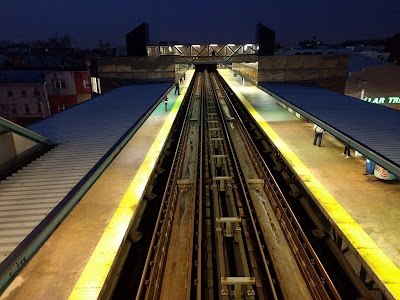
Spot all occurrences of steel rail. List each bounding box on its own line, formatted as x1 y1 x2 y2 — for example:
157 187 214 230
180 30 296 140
195 73 205 299
216 73 341 300
203 71 226 298
136 77 200 300
208 72 278 299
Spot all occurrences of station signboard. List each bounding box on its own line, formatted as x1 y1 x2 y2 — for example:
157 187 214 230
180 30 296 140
362 96 400 105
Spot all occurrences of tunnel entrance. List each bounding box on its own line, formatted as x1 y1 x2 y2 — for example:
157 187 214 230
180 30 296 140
194 64 218 72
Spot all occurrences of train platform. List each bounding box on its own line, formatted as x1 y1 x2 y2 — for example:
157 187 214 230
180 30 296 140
1 70 195 299
218 69 400 299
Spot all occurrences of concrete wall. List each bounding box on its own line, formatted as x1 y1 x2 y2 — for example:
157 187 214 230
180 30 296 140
0 132 37 165
257 55 349 93
97 56 176 93
98 56 176 80
0 132 15 165
232 62 258 85
12 133 37 155
258 55 348 80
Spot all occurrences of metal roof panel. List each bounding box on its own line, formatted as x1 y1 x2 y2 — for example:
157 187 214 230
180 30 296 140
259 82 400 177
0 83 171 264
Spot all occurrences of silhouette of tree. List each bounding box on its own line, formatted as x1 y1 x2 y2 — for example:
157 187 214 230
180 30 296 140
33 33 73 69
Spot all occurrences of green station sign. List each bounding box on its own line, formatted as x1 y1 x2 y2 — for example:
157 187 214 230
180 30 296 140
362 96 400 104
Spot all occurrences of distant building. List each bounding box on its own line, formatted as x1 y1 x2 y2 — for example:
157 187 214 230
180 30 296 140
0 70 50 126
114 46 127 57
126 23 149 57
282 48 388 72
0 70 91 125
45 70 91 114
340 38 385 48
298 39 323 49
256 23 275 55
385 34 400 64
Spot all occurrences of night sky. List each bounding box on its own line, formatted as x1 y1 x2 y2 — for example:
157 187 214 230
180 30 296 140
1 0 399 48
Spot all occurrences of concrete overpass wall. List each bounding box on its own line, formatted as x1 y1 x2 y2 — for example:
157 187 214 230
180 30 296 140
232 62 258 85
258 55 349 93
97 56 176 93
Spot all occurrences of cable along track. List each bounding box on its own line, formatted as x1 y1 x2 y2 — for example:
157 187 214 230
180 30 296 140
136 71 339 300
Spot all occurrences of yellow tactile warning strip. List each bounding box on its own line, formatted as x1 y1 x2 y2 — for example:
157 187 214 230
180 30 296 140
219 70 400 299
69 72 193 299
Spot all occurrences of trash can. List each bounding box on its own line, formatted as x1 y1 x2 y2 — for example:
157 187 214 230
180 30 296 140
365 159 376 175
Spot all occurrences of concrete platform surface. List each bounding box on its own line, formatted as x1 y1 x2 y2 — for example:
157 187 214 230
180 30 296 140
1 71 194 300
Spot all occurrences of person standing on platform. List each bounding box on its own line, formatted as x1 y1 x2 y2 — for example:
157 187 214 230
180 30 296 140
341 144 351 158
174 81 180 95
183 72 186 81
164 96 168 111
313 124 324 147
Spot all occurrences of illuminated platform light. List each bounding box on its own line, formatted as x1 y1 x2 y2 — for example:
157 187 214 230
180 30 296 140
227 44 235 47
192 44 200 47
244 44 253 51
210 44 218 47
69 72 194 300
174 45 183 48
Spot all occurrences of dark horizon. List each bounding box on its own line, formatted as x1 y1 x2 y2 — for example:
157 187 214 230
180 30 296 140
1 0 399 49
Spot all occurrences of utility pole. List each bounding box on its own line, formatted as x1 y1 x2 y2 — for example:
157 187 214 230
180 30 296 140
34 84 45 119
35 83 51 118
43 82 51 117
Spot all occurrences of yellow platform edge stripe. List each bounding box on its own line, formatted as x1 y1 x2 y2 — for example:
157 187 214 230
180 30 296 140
218 70 400 299
68 71 194 300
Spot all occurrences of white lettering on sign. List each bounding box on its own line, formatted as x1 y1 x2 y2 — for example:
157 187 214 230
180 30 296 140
362 96 400 104
388 97 400 104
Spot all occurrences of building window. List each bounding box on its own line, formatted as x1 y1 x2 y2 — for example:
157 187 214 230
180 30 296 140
54 79 66 89
34 89 40 96
24 103 30 114
1 104 6 112
58 104 69 112
83 80 90 88
10 104 17 114
21 89 27 97
8 91 13 97
36 103 42 113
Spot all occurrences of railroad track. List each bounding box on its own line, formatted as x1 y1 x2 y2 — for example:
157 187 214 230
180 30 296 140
132 71 343 300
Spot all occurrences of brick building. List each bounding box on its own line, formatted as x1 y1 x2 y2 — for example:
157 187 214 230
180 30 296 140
45 70 91 114
0 70 91 126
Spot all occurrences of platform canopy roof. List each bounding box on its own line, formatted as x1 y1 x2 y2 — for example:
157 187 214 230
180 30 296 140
259 82 400 178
